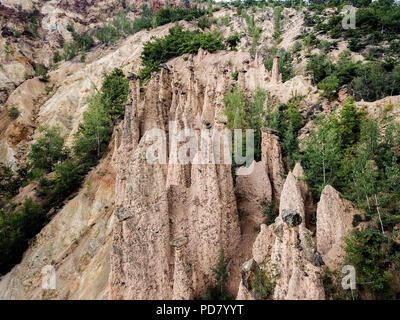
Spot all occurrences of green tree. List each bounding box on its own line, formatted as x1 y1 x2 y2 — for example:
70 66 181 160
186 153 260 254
223 86 246 129
302 118 342 197
50 160 83 204
203 249 233 300
100 68 129 118
306 53 333 85
318 75 339 100
73 94 113 164
27 127 69 172
0 198 46 275
245 89 266 161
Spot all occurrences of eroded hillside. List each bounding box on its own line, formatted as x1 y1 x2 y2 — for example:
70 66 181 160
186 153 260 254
1 0 400 300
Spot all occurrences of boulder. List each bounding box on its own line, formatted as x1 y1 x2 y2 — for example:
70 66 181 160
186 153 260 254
282 209 302 227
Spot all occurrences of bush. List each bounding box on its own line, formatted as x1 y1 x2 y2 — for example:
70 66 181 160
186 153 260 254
34 63 49 82
272 6 283 41
231 69 239 81
226 32 241 50
96 7 207 45
197 15 212 29
306 53 333 85
223 86 246 130
0 165 26 200
53 51 62 63
48 160 83 205
63 41 78 60
265 98 303 168
73 94 113 165
264 47 294 82
27 127 69 173
0 198 47 275
318 75 339 100
245 14 262 56
352 62 400 102
140 25 225 81
202 249 234 300
344 226 400 299
8 105 20 119
252 263 276 299
262 200 278 226
100 68 129 119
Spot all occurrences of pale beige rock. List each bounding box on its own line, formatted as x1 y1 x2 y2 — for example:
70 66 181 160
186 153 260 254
261 129 285 200
316 185 355 269
240 169 325 300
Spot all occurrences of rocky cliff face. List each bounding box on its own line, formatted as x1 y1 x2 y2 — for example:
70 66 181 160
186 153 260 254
1 3 399 300
108 47 305 298
0 126 120 299
238 165 325 300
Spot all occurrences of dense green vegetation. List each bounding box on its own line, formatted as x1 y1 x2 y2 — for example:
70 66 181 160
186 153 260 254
223 87 303 169
0 68 129 275
223 87 267 163
27 127 69 173
312 1 400 55
252 262 276 299
307 50 400 101
344 226 400 299
299 98 400 299
265 96 304 169
96 5 207 45
245 13 263 56
139 24 225 81
264 47 294 82
0 199 46 274
63 22 95 62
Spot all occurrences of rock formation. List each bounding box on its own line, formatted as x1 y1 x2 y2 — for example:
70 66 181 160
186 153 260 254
316 185 356 270
238 164 325 300
1 3 391 301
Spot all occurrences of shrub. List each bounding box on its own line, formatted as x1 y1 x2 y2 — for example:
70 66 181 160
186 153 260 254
352 214 363 227
197 15 212 29
96 6 207 45
27 127 69 173
272 6 283 41
318 75 339 100
306 53 333 85
226 32 241 50
252 263 276 299
73 94 113 165
231 69 239 81
0 165 26 200
100 68 129 119
202 249 234 300
8 105 20 119
49 160 83 205
53 51 62 63
245 14 262 56
34 63 49 82
224 86 266 162
140 25 225 81
63 41 78 60
352 62 400 102
0 198 47 275
262 200 278 226
264 47 294 82
224 86 246 130
344 226 400 299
